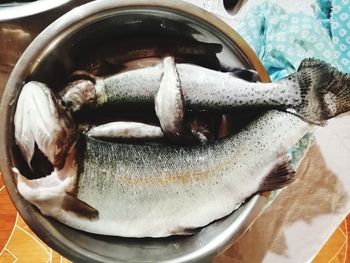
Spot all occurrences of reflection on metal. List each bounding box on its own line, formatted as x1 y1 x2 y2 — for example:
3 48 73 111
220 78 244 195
0 0 72 22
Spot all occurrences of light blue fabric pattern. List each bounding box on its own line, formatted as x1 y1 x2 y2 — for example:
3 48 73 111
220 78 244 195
316 0 350 72
234 1 348 81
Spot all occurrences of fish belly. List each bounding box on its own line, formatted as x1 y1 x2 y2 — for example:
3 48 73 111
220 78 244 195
58 110 311 237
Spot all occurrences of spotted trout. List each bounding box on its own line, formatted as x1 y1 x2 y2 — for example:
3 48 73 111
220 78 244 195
13 58 350 237
15 109 309 237
62 58 350 125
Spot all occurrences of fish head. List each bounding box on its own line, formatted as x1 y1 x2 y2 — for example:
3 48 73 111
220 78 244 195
60 78 96 112
14 81 78 170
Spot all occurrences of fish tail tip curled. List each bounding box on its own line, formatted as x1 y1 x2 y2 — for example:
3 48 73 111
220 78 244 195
62 193 99 220
259 155 296 192
292 58 350 125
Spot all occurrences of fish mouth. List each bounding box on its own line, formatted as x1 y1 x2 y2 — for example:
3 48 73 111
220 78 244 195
14 81 78 175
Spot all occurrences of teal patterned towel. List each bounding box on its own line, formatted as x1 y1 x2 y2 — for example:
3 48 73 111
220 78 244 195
235 1 350 81
316 0 350 73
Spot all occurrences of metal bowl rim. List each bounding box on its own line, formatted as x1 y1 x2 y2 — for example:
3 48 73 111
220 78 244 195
0 0 73 22
0 0 271 262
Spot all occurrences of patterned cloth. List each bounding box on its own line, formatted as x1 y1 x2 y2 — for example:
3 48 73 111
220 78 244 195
316 0 350 72
234 1 350 81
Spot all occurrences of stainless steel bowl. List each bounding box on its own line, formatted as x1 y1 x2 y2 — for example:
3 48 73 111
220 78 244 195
0 1 271 262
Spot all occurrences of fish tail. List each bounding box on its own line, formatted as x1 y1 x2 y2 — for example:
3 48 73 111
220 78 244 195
291 58 350 125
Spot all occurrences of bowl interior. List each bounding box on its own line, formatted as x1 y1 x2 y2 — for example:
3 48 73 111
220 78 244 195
30 9 251 89
1 3 269 263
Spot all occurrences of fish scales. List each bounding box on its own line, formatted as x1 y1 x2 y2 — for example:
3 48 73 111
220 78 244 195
96 64 163 106
177 64 299 110
71 110 310 237
13 58 350 238
93 63 297 110
63 58 350 125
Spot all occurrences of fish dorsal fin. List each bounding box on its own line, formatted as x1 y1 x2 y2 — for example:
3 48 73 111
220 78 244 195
259 155 295 192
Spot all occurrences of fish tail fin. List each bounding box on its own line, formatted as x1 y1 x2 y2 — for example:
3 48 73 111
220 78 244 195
259 155 295 192
291 58 350 125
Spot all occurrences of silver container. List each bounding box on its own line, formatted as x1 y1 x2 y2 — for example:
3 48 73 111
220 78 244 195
0 0 74 21
0 0 271 262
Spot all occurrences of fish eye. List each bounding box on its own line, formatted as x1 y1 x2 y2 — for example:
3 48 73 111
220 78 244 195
88 61 100 70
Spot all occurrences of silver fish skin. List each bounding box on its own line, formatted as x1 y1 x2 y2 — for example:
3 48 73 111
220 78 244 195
61 58 350 125
13 59 350 237
41 110 309 237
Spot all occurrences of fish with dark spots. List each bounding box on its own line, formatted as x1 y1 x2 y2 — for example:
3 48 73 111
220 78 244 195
12 57 350 237
62 58 350 125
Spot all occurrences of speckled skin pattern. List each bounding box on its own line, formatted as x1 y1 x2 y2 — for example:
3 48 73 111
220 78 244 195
93 62 301 110
14 58 350 237
95 63 163 106
86 58 349 125
177 64 301 110
290 58 350 124
65 110 310 237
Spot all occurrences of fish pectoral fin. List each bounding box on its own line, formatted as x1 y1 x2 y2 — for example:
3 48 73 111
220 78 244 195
228 68 259 83
155 56 190 142
87 121 164 141
258 155 296 192
62 193 99 220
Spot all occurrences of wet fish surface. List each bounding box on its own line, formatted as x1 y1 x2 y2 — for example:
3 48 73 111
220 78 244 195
12 58 350 238
66 110 308 237
62 58 350 125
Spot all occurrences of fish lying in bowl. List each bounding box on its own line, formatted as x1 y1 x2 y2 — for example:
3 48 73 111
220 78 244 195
12 57 350 237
